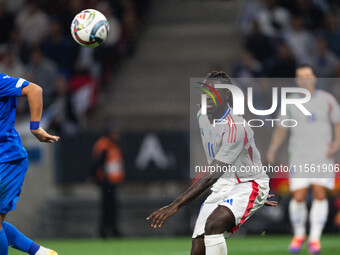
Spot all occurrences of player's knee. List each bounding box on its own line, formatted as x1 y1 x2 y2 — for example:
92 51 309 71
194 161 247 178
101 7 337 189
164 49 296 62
293 191 307 203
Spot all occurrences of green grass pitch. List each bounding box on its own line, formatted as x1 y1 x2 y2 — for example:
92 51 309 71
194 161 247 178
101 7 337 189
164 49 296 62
8 235 340 255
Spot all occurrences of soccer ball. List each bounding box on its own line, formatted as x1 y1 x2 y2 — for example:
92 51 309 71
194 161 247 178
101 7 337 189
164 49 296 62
71 9 109 48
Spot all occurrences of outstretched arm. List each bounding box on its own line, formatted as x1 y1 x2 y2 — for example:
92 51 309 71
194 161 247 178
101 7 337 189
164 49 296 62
146 159 226 228
21 83 60 143
267 127 287 164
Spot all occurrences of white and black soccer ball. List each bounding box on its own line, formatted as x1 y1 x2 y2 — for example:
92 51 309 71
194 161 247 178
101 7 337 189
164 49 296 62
71 9 109 48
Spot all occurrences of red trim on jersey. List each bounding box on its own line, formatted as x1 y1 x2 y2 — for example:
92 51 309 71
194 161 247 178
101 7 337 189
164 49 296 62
234 173 241 183
243 126 248 147
248 146 255 166
230 181 259 233
328 101 333 117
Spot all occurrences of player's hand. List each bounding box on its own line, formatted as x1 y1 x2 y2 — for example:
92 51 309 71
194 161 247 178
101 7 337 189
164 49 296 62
266 149 276 164
265 194 278 206
31 128 60 143
146 204 179 228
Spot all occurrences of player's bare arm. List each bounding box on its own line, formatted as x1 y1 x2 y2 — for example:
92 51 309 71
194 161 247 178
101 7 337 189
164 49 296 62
327 122 340 158
147 159 226 228
21 83 60 143
267 126 287 164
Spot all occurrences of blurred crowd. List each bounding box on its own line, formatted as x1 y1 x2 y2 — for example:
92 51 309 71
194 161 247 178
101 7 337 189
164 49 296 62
236 0 340 81
0 0 149 134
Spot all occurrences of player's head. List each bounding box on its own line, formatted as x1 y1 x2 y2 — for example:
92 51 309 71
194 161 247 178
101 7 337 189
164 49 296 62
201 71 233 114
295 64 317 91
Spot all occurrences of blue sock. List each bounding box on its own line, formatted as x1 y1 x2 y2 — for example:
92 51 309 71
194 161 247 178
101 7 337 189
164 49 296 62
2 221 39 254
0 228 8 255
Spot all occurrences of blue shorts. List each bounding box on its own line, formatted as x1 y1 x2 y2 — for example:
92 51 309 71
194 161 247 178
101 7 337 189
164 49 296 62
0 157 28 214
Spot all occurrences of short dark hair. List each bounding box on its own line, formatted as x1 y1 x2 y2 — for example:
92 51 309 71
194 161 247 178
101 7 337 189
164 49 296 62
205 70 233 107
206 70 232 84
296 64 316 75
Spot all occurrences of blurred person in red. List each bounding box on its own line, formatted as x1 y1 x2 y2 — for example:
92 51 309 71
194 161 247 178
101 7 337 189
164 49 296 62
91 122 125 238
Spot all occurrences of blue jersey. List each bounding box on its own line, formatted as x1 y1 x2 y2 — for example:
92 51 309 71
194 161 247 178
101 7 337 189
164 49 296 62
0 73 29 163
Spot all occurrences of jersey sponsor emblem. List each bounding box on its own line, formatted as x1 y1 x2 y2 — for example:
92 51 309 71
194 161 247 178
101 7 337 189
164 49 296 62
15 78 26 88
224 199 233 205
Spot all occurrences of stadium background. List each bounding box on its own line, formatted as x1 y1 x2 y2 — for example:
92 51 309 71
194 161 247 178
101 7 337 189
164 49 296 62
0 0 339 254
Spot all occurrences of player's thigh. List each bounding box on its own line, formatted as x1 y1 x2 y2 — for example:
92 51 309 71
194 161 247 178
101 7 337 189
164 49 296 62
191 236 205 255
192 191 227 238
205 205 235 234
311 184 328 200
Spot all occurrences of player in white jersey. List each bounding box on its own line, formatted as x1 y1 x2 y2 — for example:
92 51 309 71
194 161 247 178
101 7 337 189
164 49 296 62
267 65 340 255
147 71 276 255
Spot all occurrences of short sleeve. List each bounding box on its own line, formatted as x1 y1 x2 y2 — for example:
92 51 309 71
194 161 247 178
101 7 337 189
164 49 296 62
0 74 29 98
326 95 340 124
214 125 245 164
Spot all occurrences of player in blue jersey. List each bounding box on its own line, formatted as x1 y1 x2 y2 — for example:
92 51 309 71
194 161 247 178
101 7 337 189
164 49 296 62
0 73 59 255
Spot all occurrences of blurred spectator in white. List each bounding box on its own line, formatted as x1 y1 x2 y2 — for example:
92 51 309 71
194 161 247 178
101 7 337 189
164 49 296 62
266 41 296 77
0 2 14 49
26 47 58 107
97 1 121 46
0 49 26 77
256 0 290 37
284 16 314 65
15 0 49 46
312 37 338 77
245 19 275 63
322 13 340 57
95 1 122 85
238 0 264 34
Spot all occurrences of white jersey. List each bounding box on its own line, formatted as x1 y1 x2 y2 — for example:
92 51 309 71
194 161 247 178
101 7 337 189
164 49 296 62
198 108 269 192
279 89 340 163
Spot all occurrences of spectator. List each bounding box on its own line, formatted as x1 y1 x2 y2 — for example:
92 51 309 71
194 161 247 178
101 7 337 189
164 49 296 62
266 41 296 77
91 122 125 238
245 20 275 63
95 1 122 85
284 15 315 65
15 0 49 46
26 47 58 107
256 0 290 37
312 37 338 77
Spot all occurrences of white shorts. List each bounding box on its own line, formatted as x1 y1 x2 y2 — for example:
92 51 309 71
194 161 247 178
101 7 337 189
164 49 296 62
289 178 335 191
192 179 269 238
289 158 335 191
